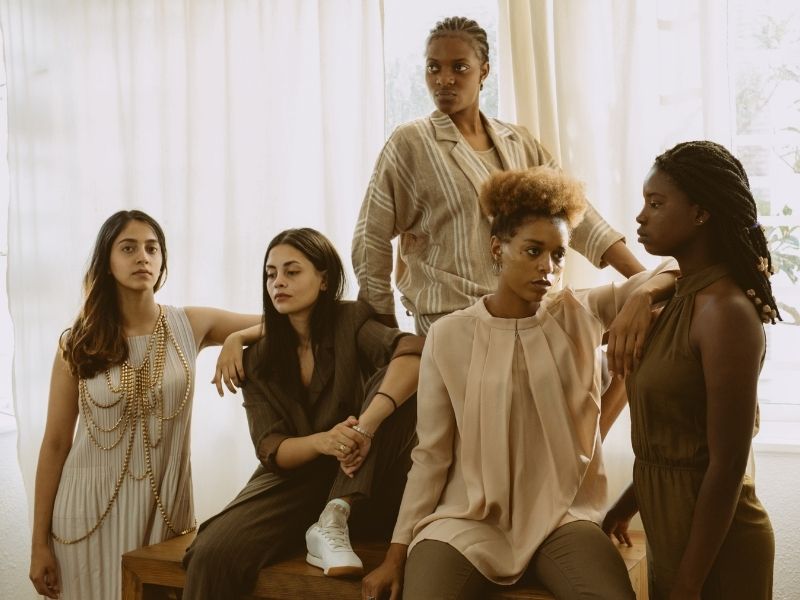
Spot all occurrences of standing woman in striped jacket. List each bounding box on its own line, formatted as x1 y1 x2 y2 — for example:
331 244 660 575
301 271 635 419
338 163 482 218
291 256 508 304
351 15 645 336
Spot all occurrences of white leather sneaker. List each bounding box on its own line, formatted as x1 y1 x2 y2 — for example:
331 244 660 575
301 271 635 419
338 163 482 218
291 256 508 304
305 499 363 577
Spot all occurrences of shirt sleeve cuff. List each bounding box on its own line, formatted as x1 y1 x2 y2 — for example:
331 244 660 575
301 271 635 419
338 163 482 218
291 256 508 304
391 334 426 359
257 432 291 475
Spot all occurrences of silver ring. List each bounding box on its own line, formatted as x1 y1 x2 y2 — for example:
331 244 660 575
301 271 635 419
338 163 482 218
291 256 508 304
338 443 346 453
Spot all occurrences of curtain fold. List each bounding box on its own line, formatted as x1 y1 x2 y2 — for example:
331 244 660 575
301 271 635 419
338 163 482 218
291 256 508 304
2 0 385 522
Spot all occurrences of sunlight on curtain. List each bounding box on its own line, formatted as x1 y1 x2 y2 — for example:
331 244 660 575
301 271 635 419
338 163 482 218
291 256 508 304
498 0 732 286
1 0 384 522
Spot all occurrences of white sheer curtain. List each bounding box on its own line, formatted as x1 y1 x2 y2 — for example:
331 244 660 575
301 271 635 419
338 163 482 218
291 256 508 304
497 0 734 503
2 0 384 523
498 0 732 283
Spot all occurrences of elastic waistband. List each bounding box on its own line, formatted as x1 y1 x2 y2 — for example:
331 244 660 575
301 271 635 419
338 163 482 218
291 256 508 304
634 456 708 472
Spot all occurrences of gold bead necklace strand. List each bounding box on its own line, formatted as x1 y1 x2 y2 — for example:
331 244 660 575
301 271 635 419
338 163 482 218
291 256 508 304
52 305 196 544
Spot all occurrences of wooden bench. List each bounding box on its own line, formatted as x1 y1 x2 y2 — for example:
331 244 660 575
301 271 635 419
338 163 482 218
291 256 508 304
122 530 647 599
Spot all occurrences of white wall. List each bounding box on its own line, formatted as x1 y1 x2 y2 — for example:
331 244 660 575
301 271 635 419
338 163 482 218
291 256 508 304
754 447 800 600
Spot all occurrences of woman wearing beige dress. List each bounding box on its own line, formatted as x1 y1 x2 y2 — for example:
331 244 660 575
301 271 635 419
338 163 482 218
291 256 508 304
362 167 679 600
602 141 775 600
29 210 261 600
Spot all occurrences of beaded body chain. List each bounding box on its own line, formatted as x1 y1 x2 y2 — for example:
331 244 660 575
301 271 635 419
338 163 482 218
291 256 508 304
52 305 196 544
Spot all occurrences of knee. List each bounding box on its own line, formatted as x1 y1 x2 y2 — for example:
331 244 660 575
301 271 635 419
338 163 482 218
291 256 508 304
183 531 239 578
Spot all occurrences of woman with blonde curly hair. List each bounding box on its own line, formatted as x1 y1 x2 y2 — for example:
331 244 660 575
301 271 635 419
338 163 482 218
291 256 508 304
363 166 679 600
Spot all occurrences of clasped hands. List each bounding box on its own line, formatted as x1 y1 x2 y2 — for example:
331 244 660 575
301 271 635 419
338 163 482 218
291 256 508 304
319 417 373 478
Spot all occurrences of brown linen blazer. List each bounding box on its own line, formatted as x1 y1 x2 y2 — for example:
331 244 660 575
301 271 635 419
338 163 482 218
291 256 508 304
218 300 416 512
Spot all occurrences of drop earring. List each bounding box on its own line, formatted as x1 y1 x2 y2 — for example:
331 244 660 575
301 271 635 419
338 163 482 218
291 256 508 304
491 255 502 275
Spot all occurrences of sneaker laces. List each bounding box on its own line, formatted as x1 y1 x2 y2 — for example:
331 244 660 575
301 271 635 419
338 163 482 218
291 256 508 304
317 521 353 551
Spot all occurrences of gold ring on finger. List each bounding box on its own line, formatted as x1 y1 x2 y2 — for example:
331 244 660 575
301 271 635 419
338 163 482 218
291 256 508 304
339 443 346 453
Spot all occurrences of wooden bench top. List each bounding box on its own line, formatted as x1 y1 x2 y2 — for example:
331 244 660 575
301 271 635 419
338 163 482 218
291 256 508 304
122 530 647 600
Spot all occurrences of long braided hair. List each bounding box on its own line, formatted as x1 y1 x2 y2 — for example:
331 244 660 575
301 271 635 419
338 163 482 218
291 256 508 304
654 140 780 324
426 16 489 64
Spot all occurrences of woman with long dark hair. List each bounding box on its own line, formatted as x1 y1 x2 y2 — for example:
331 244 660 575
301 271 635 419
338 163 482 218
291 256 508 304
29 210 261 600
182 228 422 600
603 141 775 600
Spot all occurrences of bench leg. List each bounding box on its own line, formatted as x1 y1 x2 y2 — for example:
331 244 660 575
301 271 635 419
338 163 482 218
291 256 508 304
121 563 143 600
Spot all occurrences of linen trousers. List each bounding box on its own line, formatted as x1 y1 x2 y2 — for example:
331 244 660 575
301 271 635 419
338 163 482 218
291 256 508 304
402 520 636 600
181 386 416 600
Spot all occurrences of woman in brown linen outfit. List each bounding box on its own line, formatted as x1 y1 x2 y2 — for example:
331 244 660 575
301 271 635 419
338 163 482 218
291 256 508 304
182 228 423 599
603 141 775 600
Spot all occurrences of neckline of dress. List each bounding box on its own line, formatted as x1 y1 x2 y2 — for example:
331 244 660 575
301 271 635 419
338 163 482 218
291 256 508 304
674 264 730 297
475 296 541 331
126 304 166 340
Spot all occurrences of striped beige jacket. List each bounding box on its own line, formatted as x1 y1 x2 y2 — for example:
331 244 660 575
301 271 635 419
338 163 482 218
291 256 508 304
352 110 623 320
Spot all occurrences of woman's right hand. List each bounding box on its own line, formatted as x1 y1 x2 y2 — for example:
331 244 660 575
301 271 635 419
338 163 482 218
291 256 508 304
601 503 636 547
315 417 363 459
362 544 407 600
602 483 639 547
212 333 246 396
30 543 60 599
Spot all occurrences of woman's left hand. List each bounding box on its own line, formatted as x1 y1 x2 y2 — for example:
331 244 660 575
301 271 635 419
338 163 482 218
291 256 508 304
607 290 657 377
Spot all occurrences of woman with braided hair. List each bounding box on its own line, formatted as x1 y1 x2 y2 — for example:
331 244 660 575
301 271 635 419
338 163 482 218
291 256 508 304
351 15 644 336
602 141 776 600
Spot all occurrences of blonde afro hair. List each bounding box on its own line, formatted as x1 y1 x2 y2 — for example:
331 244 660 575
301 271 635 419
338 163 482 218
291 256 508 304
479 166 587 239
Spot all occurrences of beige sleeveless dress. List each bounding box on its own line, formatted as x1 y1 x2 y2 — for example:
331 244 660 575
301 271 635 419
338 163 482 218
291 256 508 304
52 305 197 600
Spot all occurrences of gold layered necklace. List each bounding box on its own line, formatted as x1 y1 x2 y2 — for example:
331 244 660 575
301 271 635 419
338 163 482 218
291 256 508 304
52 305 196 544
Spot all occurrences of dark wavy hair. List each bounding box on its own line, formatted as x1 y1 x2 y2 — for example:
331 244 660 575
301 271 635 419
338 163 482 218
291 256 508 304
62 210 168 378
654 140 780 324
257 228 345 384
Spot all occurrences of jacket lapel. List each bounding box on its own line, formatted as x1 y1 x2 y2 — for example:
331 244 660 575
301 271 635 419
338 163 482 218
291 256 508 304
307 333 335 407
432 111 487 197
431 110 525 196
486 118 525 170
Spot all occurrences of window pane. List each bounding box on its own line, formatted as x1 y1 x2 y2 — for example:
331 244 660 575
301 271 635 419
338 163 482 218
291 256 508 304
731 0 800 409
